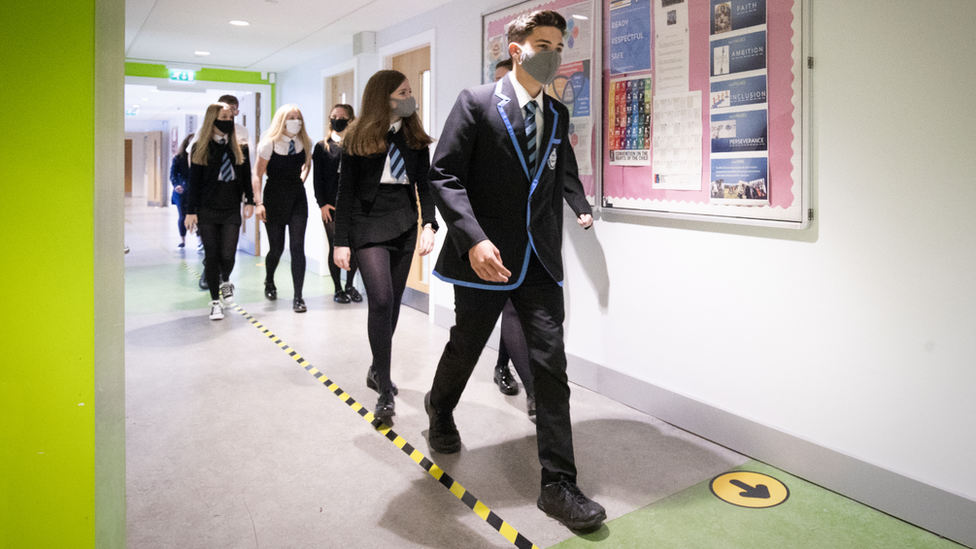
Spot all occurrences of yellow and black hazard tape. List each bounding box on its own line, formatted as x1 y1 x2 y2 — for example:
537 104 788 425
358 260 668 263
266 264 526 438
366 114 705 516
178 261 539 549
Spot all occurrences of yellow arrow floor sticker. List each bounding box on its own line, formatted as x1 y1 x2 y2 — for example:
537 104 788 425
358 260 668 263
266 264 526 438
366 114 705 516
710 471 790 508
180 261 539 549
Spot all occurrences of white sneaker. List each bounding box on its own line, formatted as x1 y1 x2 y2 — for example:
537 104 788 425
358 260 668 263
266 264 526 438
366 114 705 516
209 300 224 320
219 282 234 306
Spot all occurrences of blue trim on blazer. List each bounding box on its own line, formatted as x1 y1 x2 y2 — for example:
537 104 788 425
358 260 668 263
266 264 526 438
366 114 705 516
432 81 564 290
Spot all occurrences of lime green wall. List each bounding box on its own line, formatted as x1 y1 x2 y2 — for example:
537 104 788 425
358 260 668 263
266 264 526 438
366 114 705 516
0 1 100 547
125 62 277 109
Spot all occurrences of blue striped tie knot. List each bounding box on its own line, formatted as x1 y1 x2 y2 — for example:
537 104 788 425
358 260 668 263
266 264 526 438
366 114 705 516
288 139 295 155
525 101 538 170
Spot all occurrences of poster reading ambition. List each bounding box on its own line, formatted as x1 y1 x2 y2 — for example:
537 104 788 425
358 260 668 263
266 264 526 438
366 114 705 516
708 0 769 206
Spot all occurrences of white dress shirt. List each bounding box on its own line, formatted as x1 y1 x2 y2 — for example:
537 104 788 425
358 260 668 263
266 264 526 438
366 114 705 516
257 133 305 160
508 71 544 160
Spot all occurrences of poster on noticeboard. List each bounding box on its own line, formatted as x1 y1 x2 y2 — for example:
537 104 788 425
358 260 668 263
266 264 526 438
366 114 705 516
601 0 806 226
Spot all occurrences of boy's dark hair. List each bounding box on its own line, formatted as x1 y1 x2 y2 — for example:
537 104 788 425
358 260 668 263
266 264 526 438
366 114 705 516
507 10 567 45
217 94 239 107
496 57 514 71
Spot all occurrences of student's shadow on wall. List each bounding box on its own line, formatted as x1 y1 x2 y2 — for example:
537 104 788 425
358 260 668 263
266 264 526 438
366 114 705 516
565 211 610 310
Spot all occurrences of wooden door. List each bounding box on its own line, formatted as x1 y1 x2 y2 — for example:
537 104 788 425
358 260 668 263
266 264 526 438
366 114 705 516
124 139 132 196
392 47 432 296
329 70 355 112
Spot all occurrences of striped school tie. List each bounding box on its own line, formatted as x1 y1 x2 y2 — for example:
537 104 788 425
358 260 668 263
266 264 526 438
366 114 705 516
219 151 234 181
288 139 295 155
525 101 538 170
388 132 406 182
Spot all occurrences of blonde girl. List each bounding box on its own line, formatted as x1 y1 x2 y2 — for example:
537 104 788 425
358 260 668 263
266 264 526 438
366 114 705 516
252 104 314 313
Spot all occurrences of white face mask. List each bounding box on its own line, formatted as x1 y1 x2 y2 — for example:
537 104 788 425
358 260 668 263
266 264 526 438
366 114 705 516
285 119 302 134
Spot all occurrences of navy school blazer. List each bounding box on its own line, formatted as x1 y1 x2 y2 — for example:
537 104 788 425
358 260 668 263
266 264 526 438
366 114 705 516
429 76 592 290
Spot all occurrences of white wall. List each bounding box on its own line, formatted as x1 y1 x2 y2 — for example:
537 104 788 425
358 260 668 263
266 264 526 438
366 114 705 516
276 0 976 542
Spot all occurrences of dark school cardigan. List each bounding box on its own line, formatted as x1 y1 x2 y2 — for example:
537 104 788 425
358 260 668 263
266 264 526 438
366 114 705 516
185 139 255 214
334 128 438 249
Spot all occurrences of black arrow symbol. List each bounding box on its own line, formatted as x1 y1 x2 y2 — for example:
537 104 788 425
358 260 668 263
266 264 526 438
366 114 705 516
730 479 771 499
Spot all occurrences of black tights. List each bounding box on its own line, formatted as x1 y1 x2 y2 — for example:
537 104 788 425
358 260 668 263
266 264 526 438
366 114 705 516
324 218 358 293
497 299 534 397
197 223 240 301
265 212 308 299
355 245 414 391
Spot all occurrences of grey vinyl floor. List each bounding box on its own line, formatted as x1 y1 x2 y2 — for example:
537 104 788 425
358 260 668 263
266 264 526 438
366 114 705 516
124 199 750 548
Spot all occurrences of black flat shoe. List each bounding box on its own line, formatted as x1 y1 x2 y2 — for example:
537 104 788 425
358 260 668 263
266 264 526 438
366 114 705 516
293 298 306 313
366 367 398 396
199 276 209 290
265 282 277 300
374 389 396 422
493 363 519 396
333 291 350 304
345 287 363 302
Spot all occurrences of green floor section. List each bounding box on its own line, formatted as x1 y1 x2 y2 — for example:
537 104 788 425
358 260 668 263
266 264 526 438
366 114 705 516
551 461 964 549
124 250 334 317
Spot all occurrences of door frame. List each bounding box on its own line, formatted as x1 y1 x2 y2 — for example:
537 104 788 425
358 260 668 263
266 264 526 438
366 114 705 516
379 30 437 139
378 30 438 315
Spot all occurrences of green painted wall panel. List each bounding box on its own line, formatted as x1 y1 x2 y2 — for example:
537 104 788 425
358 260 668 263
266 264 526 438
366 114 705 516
125 62 276 108
0 1 99 547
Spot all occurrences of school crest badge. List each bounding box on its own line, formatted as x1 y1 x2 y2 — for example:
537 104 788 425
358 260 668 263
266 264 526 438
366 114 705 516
548 149 557 170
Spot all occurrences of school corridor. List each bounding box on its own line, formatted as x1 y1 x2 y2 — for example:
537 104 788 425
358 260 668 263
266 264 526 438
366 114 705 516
123 199 964 549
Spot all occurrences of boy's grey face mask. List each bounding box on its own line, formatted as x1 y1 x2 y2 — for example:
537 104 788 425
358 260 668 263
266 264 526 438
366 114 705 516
391 96 417 119
517 46 562 85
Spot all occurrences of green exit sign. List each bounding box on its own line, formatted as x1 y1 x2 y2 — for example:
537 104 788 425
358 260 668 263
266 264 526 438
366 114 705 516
169 69 195 82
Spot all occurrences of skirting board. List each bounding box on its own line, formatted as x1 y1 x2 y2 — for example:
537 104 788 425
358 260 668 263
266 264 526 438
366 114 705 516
433 304 976 548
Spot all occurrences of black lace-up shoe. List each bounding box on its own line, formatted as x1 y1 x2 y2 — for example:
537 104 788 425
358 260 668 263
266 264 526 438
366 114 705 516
537 480 606 532
424 392 461 454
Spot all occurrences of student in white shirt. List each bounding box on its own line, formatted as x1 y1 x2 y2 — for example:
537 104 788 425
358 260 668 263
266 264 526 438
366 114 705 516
252 104 313 313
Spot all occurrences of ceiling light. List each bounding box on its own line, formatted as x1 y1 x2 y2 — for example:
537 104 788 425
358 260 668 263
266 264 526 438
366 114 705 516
142 97 149 101
230 20 250 26
195 51 211 56
573 14 589 20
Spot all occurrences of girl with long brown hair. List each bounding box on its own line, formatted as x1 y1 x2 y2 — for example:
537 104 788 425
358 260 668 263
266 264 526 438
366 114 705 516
334 70 438 422
184 102 255 320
